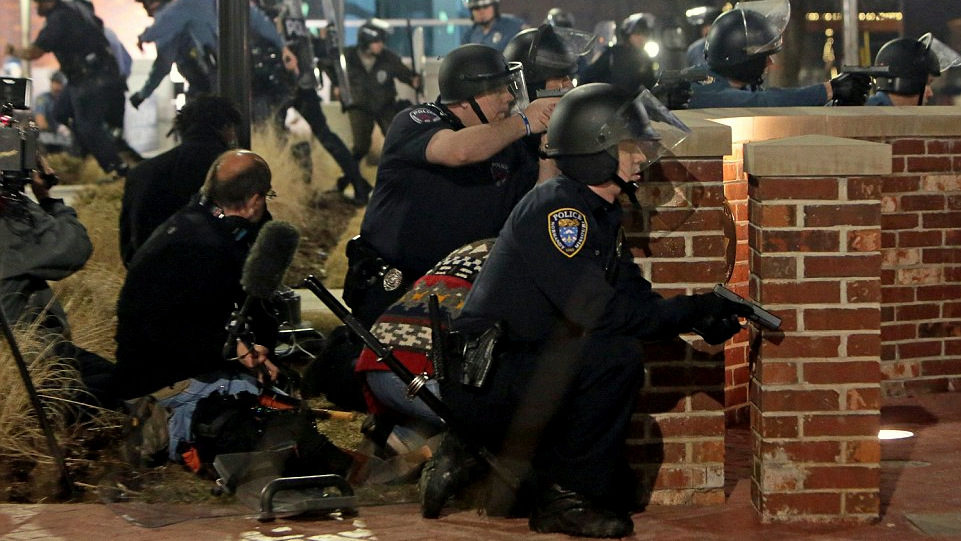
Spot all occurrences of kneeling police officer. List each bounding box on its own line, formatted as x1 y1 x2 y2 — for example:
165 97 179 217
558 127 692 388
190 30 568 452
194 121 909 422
420 83 752 537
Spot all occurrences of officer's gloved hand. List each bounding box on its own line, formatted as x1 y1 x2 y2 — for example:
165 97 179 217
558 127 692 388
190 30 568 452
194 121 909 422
830 73 872 106
688 292 753 345
129 91 146 109
652 81 693 110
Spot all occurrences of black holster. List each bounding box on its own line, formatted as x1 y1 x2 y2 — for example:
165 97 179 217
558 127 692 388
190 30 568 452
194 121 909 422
343 235 406 326
453 322 503 389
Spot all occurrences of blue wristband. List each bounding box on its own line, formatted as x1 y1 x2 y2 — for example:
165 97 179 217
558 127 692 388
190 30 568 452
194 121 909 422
518 112 531 136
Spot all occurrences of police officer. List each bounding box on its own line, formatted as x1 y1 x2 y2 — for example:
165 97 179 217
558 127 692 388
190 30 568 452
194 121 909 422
684 5 721 68
462 0 526 52
258 0 371 204
868 33 961 106
503 24 585 99
342 19 421 166
420 83 751 536
347 44 558 327
5 0 128 177
543 7 575 29
131 0 284 107
689 2 871 108
580 13 658 95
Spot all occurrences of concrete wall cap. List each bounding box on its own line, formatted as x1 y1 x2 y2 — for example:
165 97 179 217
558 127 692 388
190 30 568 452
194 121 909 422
744 135 892 176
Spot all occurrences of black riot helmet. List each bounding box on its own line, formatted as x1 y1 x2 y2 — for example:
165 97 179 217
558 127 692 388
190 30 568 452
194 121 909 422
544 83 689 192
704 8 784 85
439 44 514 103
503 25 578 93
617 13 654 43
874 37 940 96
545 7 575 29
358 19 389 49
438 44 529 122
465 0 499 17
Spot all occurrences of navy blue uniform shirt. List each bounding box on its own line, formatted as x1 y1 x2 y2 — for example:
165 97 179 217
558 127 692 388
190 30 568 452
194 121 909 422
360 103 538 279
689 70 828 108
458 176 693 343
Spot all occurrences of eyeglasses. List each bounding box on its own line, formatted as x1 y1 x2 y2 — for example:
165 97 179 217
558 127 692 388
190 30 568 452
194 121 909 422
263 189 277 200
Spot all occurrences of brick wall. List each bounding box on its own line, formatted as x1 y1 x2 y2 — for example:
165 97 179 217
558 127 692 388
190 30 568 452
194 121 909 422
635 108 961 520
873 137 961 396
743 136 888 522
625 156 740 505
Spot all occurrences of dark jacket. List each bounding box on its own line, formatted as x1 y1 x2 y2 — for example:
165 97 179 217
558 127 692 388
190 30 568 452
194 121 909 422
113 202 274 399
343 46 417 114
0 194 92 333
119 127 230 266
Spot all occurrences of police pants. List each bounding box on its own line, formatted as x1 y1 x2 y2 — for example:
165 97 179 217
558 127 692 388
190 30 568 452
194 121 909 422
346 106 395 162
442 334 645 503
289 88 370 197
66 76 125 174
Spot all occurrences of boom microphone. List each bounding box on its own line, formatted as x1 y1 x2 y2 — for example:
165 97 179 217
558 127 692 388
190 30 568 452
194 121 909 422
224 220 300 362
242 220 301 299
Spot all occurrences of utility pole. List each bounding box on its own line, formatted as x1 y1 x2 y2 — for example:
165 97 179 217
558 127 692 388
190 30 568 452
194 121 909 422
842 0 859 65
219 0 252 148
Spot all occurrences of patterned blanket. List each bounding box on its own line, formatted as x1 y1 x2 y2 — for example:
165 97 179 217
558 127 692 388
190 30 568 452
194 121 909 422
354 238 495 411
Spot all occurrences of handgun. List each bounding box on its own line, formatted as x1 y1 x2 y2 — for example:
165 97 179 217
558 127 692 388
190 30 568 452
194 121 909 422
655 66 711 87
839 65 891 78
535 87 570 99
713 284 782 331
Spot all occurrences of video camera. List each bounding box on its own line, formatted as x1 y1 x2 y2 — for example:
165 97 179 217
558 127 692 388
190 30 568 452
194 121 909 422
0 77 42 191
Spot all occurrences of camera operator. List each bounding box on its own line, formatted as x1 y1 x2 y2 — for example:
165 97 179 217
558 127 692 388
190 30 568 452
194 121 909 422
0 164 89 335
0 135 115 407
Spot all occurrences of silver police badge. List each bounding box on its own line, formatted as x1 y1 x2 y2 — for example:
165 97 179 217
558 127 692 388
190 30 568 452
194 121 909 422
548 208 588 258
382 267 404 291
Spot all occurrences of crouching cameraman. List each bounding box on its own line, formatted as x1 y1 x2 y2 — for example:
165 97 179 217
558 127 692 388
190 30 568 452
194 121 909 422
0 146 115 407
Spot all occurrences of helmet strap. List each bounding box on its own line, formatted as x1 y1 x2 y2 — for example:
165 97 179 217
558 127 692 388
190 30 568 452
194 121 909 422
612 174 641 209
468 98 489 124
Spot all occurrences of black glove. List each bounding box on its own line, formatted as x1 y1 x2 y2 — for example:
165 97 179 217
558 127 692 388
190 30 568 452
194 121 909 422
652 80 693 110
830 73 871 106
129 91 145 109
688 292 753 345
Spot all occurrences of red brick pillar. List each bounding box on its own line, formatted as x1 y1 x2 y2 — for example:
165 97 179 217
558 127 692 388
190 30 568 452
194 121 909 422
745 136 888 522
627 155 732 506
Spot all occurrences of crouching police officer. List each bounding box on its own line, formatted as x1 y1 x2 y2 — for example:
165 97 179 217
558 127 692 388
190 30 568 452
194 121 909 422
420 83 752 537
868 33 961 106
689 0 871 108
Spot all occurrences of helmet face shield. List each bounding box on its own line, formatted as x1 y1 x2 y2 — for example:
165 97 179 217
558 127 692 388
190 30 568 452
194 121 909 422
598 89 691 173
505 62 530 113
920 33 961 74
550 27 597 58
734 0 790 55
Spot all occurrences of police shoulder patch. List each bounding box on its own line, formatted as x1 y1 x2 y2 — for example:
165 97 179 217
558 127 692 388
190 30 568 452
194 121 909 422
409 107 441 124
547 208 588 258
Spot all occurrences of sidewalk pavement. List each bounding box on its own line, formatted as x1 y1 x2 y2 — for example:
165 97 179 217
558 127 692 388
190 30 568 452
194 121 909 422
2 391 961 540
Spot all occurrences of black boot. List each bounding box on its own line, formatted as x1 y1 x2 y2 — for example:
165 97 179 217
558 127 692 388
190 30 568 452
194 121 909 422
529 484 633 538
419 432 480 518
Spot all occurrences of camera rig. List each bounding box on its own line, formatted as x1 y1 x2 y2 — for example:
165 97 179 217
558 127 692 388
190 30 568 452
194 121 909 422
0 77 42 190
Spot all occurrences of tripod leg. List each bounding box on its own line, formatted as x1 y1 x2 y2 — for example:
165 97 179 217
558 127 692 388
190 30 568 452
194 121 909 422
0 307 73 498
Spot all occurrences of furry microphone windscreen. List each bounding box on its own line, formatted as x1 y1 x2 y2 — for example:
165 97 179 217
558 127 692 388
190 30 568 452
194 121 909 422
241 220 300 299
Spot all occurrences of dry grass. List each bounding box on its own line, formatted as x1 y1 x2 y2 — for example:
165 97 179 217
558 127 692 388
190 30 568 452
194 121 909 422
1 126 367 497
0 322 122 465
